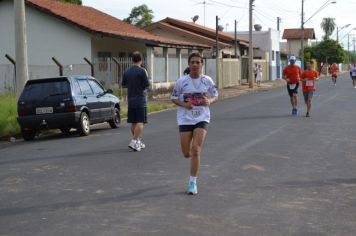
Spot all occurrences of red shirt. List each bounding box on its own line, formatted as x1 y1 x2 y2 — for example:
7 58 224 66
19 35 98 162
330 64 338 75
283 65 302 84
301 69 318 92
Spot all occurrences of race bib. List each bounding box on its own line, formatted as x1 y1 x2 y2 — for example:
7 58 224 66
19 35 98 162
289 84 297 89
186 106 205 120
306 80 314 87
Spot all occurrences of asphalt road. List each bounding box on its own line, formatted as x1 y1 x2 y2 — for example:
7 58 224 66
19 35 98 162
1 74 356 236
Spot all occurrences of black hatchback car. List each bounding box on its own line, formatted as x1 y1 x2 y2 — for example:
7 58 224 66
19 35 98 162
17 75 120 140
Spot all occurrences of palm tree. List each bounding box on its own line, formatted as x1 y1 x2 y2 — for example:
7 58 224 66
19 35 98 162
320 18 336 40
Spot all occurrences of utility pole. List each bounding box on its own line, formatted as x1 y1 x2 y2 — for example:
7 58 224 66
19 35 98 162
301 0 305 70
216 15 220 88
353 38 356 55
234 20 237 58
248 0 254 88
14 0 29 98
277 17 281 31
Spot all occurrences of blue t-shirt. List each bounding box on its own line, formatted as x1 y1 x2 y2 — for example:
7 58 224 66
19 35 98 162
122 65 150 108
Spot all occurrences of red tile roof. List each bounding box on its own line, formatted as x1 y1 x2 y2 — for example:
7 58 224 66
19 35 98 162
282 28 315 40
26 0 209 48
146 17 249 47
144 21 232 48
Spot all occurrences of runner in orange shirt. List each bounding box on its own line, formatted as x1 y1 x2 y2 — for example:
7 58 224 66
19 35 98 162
301 61 319 117
329 63 339 85
283 56 302 115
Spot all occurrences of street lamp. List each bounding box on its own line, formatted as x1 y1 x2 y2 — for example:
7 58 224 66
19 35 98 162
301 0 336 69
337 24 351 42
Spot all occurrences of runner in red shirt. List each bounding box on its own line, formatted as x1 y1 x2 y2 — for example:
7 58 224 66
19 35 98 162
329 63 339 85
283 56 302 115
301 61 319 117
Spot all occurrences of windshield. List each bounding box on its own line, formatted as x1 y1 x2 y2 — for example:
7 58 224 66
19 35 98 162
21 79 71 100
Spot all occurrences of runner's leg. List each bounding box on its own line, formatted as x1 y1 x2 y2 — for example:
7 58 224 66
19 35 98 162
180 131 193 158
190 128 207 177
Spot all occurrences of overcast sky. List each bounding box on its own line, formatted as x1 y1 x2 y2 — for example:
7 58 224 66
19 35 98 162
82 0 356 49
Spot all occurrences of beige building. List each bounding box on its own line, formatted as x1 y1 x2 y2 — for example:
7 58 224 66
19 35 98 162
282 28 315 58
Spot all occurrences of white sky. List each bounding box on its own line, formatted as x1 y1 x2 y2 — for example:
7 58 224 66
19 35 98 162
82 0 356 49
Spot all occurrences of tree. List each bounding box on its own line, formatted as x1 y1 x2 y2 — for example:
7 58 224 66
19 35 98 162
57 0 82 4
306 39 345 64
123 4 154 28
320 18 335 40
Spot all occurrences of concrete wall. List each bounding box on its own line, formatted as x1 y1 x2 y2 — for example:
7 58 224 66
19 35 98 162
0 0 91 66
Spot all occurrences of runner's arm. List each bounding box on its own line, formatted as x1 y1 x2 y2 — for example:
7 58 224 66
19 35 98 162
172 99 193 109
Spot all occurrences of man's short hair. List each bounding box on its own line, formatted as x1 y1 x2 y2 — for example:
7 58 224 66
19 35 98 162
188 52 204 63
132 51 143 63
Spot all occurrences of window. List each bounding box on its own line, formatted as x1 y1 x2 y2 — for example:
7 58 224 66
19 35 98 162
72 80 82 95
21 79 70 100
88 79 104 95
77 79 93 95
272 50 275 61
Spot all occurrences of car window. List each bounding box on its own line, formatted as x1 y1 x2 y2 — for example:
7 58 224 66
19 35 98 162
72 80 82 95
21 80 70 100
88 79 105 95
77 79 93 95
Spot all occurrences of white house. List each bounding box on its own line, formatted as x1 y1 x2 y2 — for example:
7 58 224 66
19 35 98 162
233 28 282 80
0 0 208 93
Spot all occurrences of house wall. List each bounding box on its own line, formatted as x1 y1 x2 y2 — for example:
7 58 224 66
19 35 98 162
0 0 91 66
287 39 309 57
236 29 280 80
91 37 147 58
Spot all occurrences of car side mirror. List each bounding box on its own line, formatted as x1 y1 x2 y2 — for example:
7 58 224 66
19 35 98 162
106 89 113 94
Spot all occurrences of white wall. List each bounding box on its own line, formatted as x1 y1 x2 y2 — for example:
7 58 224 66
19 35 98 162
0 0 91 65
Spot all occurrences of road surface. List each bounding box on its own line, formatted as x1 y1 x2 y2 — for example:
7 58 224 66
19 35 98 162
1 74 356 236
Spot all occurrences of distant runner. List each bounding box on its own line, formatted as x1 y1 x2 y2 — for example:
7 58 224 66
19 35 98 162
283 56 302 115
350 62 356 89
329 63 339 85
171 52 218 195
301 61 319 117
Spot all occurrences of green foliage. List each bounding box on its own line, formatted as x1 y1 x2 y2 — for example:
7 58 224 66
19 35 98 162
57 0 82 4
305 39 345 64
123 4 154 28
320 18 336 40
0 93 20 138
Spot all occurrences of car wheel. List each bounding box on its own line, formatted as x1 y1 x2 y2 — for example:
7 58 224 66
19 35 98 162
60 127 71 134
77 112 90 136
21 128 36 141
108 107 120 128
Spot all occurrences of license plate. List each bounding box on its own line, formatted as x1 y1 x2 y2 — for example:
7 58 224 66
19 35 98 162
36 107 53 114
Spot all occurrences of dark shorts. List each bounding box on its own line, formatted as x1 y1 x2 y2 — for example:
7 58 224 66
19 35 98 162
352 76 356 80
303 90 314 103
179 121 208 132
287 83 299 97
127 107 147 123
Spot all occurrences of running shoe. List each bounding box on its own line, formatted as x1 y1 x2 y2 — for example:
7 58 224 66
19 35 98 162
187 181 198 195
128 139 141 152
138 139 146 149
306 112 310 117
294 108 298 115
292 108 295 115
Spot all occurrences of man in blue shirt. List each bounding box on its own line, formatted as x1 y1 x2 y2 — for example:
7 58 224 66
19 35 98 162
122 51 150 151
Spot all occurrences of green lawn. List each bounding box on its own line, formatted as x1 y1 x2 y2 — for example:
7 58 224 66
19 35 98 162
0 93 20 138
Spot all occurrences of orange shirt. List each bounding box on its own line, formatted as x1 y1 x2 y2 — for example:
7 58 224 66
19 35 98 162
301 69 318 92
330 64 338 74
283 65 302 84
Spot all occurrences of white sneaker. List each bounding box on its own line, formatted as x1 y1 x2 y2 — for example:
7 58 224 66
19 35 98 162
128 139 141 152
138 139 146 149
